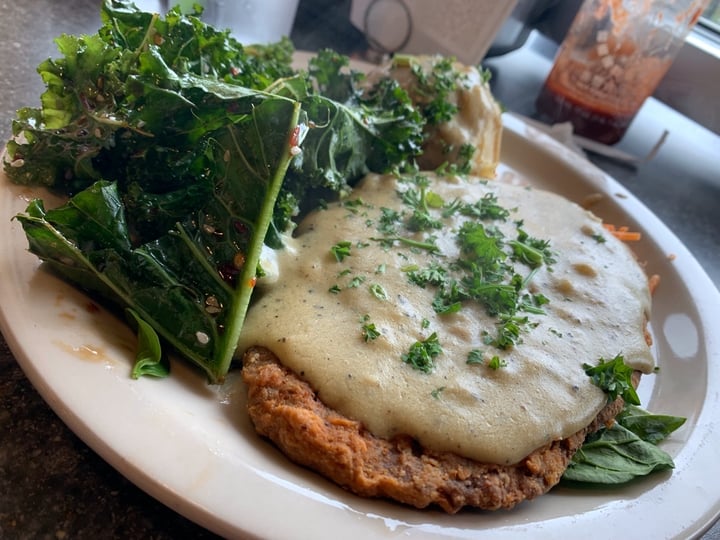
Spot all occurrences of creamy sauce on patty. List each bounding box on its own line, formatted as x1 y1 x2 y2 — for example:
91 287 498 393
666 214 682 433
238 173 654 465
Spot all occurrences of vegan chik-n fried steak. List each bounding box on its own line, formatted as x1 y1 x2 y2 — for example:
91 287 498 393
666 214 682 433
235 56 658 512
237 170 656 511
242 348 641 513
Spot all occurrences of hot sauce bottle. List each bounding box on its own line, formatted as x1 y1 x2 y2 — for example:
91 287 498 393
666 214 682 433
535 0 708 145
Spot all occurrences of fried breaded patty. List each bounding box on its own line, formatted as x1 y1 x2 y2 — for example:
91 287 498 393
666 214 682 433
241 346 632 513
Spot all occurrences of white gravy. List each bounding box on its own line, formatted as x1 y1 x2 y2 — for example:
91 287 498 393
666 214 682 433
238 173 654 465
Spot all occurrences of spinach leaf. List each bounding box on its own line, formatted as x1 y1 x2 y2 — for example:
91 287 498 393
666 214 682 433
616 404 687 445
562 423 675 484
561 404 686 485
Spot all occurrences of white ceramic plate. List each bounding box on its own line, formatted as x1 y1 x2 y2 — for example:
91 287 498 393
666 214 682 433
1 114 719 539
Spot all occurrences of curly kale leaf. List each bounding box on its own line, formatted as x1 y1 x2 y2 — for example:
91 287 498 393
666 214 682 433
4 0 294 194
267 49 425 237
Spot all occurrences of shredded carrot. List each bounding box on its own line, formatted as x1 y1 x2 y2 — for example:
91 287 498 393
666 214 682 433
648 274 661 295
603 224 642 241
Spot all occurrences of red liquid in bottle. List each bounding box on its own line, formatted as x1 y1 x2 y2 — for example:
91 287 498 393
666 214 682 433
535 79 635 145
536 37 674 145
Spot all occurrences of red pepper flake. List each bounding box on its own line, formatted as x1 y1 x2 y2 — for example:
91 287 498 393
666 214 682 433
218 263 239 286
233 220 249 235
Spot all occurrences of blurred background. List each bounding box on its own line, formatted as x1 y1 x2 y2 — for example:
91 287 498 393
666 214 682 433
289 0 719 135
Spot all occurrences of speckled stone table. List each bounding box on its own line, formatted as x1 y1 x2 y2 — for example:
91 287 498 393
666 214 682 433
1 1 719 539
0 338 222 540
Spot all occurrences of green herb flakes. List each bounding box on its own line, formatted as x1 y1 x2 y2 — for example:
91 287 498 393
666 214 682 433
330 241 352 262
466 349 484 365
431 386 446 399
583 354 640 405
360 315 381 342
369 283 388 300
402 332 442 373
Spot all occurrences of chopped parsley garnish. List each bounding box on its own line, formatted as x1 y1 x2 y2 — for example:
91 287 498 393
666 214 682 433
466 349 484 365
370 235 439 253
460 268 519 316
487 355 508 370
441 198 465 218
456 222 509 280
401 175 444 232
509 226 556 268
483 314 539 350
407 262 448 288
425 191 445 209
519 290 549 315
401 55 461 125
431 386 446 399
330 241 352 262
357 174 556 356
431 284 463 315
402 332 442 373
437 143 476 176
369 283 388 300
373 180 556 352
458 193 510 221
360 315 381 342
480 67 492 84
377 207 402 235
467 349 507 369
342 198 367 213
583 354 640 405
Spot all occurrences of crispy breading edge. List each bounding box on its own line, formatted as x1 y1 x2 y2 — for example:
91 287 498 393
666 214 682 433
241 346 636 514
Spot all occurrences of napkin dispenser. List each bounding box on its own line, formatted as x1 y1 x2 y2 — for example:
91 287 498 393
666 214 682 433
349 0 519 64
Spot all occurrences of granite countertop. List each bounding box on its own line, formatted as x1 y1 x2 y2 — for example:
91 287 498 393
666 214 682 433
1 1 719 539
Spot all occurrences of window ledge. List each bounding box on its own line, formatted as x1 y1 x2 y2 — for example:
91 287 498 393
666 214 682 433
653 26 720 135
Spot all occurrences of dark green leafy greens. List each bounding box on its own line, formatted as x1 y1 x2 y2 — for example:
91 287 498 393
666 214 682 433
17 88 300 382
126 308 169 379
583 354 641 406
6 0 425 382
562 404 686 484
402 332 442 373
563 355 686 485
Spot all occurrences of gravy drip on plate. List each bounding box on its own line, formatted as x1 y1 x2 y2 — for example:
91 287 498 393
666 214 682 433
238 173 654 465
